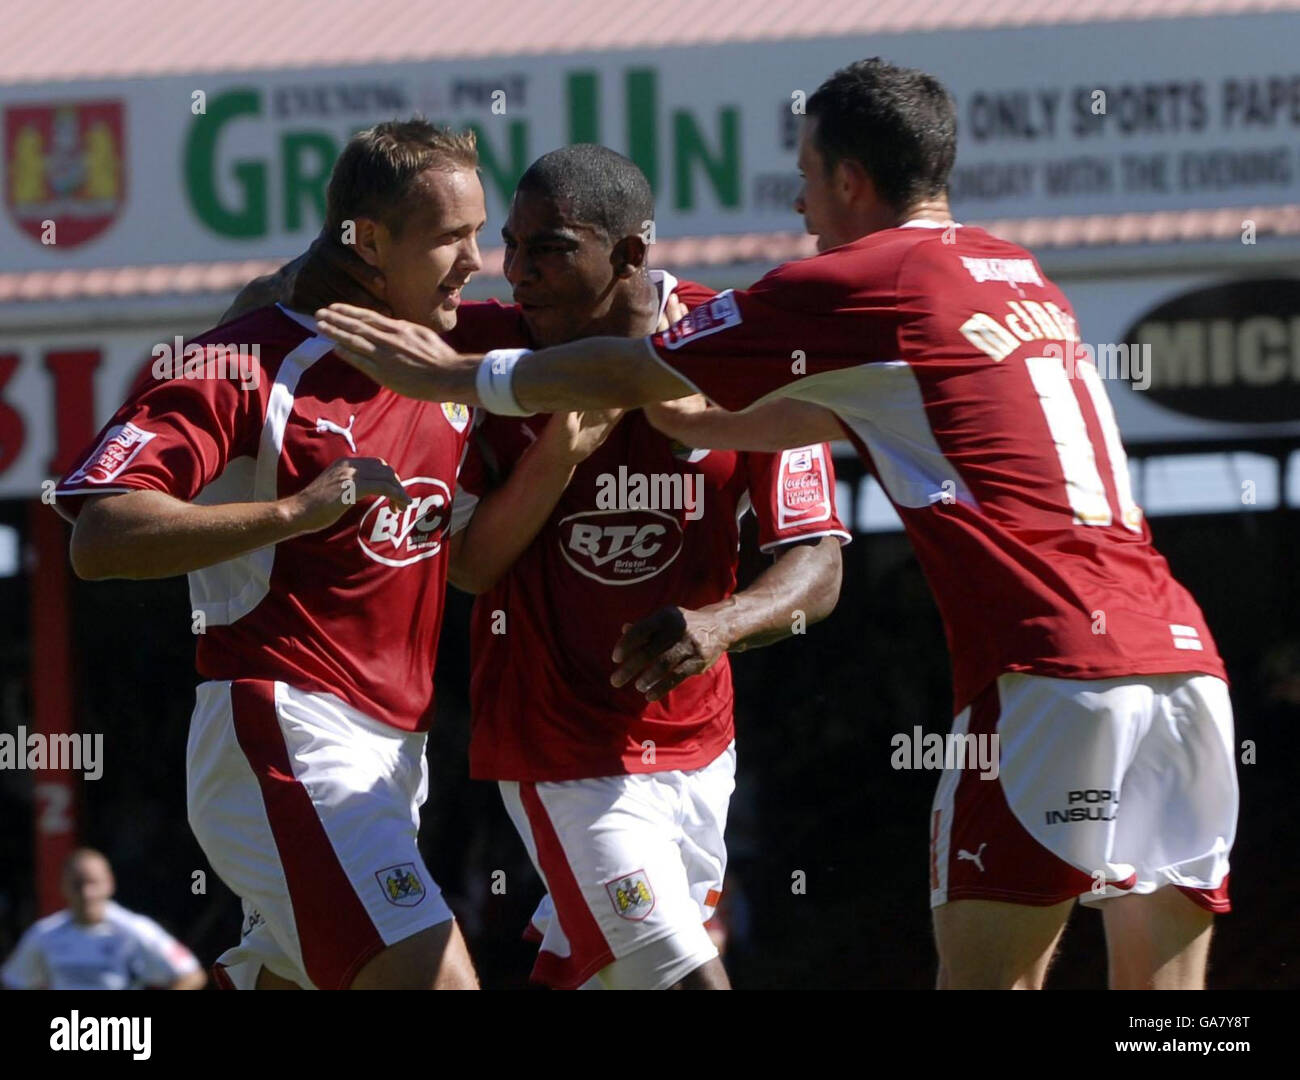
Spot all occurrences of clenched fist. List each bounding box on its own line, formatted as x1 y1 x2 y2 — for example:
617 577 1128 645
285 457 410 534
611 605 731 702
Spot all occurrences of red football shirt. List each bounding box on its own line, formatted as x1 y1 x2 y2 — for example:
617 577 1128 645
55 305 478 731
448 273 849 781
647 223 1226 713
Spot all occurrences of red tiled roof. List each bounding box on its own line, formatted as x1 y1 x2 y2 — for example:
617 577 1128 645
2 206 1297 304
3 0 1298 85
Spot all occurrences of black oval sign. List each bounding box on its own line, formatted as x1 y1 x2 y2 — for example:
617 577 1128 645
1120 278 1300 423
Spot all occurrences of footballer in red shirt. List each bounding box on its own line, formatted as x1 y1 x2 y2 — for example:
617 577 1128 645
318 64 1238 991
445 147 847 989
54 122 604 991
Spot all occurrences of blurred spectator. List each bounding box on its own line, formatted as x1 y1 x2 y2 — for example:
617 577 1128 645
1 848 205 989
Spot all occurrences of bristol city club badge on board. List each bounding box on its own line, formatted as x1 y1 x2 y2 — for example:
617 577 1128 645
5 100 126 248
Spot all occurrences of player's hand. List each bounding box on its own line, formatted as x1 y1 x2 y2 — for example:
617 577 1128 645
285 456 411 534
643 393 711 445
315 304 460 400
611 606 729 702
655 291 689 333
537 409 624 466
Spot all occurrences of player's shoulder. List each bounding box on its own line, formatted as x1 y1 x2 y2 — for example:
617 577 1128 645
117 304 312 402
104 899 139 926
445 298 532 350
742 234 915 311
892 224 1045 279
762 223 1041 291
194 303 313 351
105 901 168 941
667 275 716 307
457 297 521 317
25 908 73 940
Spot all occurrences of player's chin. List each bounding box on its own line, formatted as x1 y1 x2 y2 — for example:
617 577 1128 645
520 311 566 348
428 303 459 333
431 285 463 324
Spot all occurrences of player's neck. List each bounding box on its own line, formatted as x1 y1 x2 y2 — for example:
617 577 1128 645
892 196 953 228
583 273 660 340
825 197 955 250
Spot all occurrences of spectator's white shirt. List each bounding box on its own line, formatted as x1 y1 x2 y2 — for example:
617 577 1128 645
1 901 200 989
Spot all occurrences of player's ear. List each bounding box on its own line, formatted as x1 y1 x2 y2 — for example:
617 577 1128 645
838 158 876 206
611 233 648 279
351 217 386 270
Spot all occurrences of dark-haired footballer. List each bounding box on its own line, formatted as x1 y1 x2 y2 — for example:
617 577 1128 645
448 146 847 990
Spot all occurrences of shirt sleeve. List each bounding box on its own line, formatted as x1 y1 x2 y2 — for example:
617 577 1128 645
745 444 851 553
127 914 200 987
1 927 49 989
644 264 900 413
53 355 262 520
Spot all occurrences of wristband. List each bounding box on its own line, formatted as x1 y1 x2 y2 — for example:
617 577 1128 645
475 349 536 416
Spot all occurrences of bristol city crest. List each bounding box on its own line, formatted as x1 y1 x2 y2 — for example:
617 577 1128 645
605 870 655 921
375 863 426 907
4 100 126 248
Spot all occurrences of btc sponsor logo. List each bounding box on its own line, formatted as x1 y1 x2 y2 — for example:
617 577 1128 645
558 508 684 585
357 476 451 567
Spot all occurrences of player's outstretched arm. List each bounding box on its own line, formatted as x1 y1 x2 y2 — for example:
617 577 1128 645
315 304 694 411
448 409 622 594
610 535 843 702
645 395 844 452
511 337 694 412
68 458 410 580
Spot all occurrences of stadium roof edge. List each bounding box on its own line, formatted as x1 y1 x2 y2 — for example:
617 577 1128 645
3 0 1299 85
2 206 1298 306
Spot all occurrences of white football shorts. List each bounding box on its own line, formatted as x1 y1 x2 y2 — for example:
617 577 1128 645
500 743 736 990
186 679 453 990
930 672 1237 911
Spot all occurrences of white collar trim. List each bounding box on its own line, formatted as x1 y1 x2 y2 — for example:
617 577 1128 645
650 268 679 319
277 303 319 333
